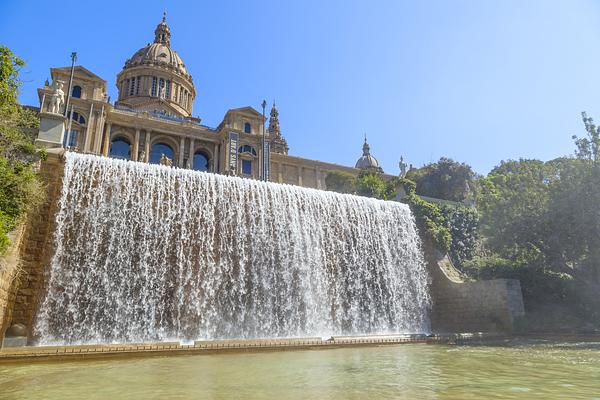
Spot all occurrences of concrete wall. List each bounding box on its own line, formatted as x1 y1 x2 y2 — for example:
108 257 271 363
424 239 525 333
0 153 525 343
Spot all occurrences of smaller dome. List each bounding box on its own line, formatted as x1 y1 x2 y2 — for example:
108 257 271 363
355 137 383 172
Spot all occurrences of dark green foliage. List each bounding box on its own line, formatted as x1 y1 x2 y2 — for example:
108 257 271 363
355 170 386 199
0 45 44 254
399 178 452 252
324 170 356 194
405 157 477 202
440 205 479 268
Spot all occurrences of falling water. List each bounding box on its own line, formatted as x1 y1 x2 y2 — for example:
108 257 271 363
34 152 430 345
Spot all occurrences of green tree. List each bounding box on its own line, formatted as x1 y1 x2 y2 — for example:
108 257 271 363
406 157 477 202
325 170 356 194
355 171 386 199
0 45 44 253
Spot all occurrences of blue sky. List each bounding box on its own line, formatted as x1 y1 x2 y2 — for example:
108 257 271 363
2 0 600 174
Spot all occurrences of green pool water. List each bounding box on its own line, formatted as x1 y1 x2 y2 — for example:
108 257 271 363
1 339 599 399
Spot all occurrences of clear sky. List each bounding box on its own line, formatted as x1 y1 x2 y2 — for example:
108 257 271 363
2 0 600 174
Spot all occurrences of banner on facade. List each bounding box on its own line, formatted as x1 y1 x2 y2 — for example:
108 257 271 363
228 132 238 173
263 140 270 181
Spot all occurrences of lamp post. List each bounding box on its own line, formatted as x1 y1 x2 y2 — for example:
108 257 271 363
63 52 77 117
261 99 267 181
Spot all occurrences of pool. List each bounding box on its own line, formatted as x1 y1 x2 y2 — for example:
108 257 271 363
1 339 599 399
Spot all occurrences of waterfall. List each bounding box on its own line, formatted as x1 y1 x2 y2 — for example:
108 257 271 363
34 152 430 345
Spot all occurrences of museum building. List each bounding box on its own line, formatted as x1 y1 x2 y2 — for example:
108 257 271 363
35 14 388 188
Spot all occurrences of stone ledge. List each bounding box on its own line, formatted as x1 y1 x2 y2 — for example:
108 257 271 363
0 333 505 364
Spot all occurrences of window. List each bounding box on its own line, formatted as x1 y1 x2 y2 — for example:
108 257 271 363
238 145 257 157
166 80 171 99
136 76 140 95
178 86 183 104
109 138 131 160
244 122 252 134
66 111 85 125
129 77 136 96
242 159 252 176
63 130 78 148
151 77 158 97
149 143 175 164
193 151 210 172
72 85 82 98
159 78 165 98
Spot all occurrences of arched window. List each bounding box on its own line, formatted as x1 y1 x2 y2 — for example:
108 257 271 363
66 111 86 125
72 85 82 98
149 143 175 164
109 138 131 160
244 122 252 134
193 151 210 172
238 145 257 157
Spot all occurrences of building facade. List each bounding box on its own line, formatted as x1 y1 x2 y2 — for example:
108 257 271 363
36 15 389 188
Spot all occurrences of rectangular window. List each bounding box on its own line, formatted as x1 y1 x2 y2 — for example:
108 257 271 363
151 77 158 97
242 159 252 176
63 130 78 148
166 80 171 99
136 76 140 95
129 77 136 96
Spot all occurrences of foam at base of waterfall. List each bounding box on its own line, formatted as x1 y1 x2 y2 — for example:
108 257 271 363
34 152 431 345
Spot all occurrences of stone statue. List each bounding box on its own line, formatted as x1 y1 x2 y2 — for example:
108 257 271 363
159 153 173 167
139 150 146 163
48 80 65 114
399 156 408 178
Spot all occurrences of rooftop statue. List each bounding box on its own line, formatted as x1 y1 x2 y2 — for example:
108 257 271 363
159 153 173 167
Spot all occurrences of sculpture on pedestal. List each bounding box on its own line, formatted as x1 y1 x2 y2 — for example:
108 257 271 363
48 80 65 114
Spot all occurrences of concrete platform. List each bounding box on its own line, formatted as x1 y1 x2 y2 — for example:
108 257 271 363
0 333 499 364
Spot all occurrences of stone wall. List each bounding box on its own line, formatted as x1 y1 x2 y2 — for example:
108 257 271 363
0 226 26 338
4 149 65 341
424 239 525 333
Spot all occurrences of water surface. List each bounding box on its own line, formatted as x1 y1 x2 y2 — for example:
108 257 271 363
1 339 599 399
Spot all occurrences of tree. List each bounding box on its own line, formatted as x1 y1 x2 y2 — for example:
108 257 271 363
0 46 44 253
405 157 477 202
355 171 386 199
325 170 356 194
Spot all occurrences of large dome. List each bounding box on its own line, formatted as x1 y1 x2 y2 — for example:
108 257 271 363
125 42 189 78
122 14 191 79
115 13 196 117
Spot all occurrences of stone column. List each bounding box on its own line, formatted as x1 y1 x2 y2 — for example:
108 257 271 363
93 106 105 154
83 102 94 152
144 130 152 162
179 136 185 167
132 128 140 161
189 138 195 169
298 166 303 186
102 122 112 156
